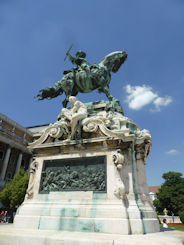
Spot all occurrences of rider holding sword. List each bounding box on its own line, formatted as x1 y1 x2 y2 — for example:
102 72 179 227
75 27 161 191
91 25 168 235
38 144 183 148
64 48 91 75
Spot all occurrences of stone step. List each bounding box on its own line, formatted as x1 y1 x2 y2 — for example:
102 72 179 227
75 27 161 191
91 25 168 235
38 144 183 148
17 204 129 218
14 215 131 234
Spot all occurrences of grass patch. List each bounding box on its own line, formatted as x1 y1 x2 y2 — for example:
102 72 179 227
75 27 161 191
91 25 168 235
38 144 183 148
168 224 184 232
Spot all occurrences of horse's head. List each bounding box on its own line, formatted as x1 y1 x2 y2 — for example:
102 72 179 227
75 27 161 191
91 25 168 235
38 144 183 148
99 51 128 73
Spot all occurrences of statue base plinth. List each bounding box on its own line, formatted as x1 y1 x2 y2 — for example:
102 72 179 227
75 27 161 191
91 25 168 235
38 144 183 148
14 135 159 235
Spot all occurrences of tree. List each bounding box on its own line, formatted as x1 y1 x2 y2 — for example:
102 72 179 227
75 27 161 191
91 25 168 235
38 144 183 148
178 210 184 223
0 168 29 208
153 171 184 215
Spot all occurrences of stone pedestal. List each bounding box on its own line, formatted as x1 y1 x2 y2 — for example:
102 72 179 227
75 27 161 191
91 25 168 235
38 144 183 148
13 99 159 236
14 145 158 234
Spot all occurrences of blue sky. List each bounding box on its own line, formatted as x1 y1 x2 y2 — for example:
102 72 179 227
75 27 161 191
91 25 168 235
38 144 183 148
0 0 183 186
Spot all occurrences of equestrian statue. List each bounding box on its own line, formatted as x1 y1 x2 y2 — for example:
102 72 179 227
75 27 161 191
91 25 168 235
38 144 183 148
36 48 128 107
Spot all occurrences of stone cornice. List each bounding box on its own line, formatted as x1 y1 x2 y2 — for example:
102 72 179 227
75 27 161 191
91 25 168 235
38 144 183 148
0 133 31 153
0 113 33 137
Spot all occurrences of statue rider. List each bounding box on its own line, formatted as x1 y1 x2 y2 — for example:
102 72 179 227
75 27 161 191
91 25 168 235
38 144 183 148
63 50 90 75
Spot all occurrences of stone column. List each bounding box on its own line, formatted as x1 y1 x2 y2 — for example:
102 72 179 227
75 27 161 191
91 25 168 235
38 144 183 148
15 152 23 175
0 146 11 180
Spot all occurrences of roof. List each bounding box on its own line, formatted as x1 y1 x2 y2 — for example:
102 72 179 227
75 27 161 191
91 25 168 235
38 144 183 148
148 186 161 193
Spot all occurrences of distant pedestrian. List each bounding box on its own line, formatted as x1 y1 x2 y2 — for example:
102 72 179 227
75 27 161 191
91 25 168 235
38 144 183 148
171 212 174 223
163 218 168 228
0 211 5 223
4 211 7 223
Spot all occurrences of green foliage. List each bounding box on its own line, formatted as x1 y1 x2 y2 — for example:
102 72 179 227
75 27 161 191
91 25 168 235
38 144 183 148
0 168 29 208
0 182 11 208
178 210 184 224
168 224 184 231
153 171 184 216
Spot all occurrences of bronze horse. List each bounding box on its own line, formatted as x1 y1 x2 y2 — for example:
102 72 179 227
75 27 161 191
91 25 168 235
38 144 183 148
36 51 128 107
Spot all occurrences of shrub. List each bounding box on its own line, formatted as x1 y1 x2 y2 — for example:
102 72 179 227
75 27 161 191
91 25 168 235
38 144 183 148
178 210 184 224
0 168 29 208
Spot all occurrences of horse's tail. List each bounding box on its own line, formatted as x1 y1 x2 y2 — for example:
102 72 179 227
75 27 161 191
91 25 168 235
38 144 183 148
35 81 63 100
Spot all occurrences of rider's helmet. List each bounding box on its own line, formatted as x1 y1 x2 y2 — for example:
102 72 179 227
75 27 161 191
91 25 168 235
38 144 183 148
76 50 86 58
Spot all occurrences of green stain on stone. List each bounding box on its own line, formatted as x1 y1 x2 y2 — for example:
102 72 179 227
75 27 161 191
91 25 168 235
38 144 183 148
94 222 103 232
71 208 78 217
80 220 94 232
90 197 97 218
59 218 98 232
60 208 66 216
60 208 78 217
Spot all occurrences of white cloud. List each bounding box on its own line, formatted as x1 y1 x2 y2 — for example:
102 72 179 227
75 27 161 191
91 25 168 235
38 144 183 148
124 84 172 111
153 96 172 112
166 149 179 155
125 85 157 110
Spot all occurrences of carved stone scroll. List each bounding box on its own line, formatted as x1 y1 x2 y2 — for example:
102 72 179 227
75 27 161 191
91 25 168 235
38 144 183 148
25 160 38 200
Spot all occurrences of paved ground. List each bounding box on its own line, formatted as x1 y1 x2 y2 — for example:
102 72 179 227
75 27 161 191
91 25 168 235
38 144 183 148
0 224 183 245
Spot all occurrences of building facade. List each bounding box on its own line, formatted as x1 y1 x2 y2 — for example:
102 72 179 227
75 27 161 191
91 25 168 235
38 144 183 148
0 113 34 190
